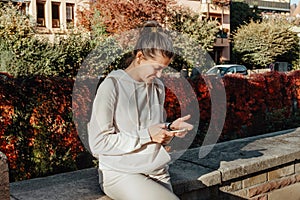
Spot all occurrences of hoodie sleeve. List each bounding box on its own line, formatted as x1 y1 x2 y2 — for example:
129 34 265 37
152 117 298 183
88 78 152 157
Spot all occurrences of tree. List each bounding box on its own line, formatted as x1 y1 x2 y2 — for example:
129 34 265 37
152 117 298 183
77 0 176 34
167 5 219 70
230 1 261 34
0 3 92 77
77 0 219 73
233 20 299 69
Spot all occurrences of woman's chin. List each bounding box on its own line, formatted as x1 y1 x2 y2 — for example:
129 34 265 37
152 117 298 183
144 77 154 83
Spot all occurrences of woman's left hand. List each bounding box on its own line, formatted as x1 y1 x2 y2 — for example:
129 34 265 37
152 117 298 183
169 114 193 138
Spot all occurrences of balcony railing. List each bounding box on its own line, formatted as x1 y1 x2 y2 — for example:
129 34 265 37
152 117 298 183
214 38 229 47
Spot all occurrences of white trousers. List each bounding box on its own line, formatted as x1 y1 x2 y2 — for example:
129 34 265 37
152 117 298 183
99 167 180 200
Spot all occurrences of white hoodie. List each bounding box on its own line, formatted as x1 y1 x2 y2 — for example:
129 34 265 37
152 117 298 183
88 70 171 174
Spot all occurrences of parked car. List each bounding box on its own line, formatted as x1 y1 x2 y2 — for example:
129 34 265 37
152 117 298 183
269 62 292 72
205 64 248 77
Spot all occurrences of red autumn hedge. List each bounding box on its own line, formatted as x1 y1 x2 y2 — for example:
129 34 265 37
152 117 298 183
1 70 300 182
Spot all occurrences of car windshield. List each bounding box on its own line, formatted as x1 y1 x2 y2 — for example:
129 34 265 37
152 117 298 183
218 67 228 75
206 67 219 75
206 67 228 75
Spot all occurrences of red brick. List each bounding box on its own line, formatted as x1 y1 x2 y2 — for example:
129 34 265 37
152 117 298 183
249 194 268 200
248 175 299 197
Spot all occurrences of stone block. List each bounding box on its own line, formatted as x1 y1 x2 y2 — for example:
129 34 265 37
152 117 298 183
219 180 242 192
243 173 267 188
0 152 9 200
232 189 248 198
295 161 300 174
268 164 294 181
169 159 221 195
198 170 221 187
10 168 111 200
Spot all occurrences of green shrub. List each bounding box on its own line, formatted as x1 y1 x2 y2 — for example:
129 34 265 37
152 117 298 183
0 3 93 78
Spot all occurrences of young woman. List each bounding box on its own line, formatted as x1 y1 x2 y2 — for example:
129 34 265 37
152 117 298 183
88 21 193 200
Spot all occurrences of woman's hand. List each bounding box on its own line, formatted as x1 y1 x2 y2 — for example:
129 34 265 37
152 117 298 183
169 114 194 138
148 124 174 144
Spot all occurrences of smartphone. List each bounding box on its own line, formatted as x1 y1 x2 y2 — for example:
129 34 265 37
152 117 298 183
168 128 187 133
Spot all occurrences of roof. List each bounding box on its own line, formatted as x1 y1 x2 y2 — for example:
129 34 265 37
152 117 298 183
213 64 244 68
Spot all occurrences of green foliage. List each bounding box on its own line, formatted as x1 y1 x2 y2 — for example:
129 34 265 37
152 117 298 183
41 33 92 77
0 3 93 78
230 1 261 34
77 1 219 73
79 36 124 77
89 10 107 46
167 6 219 70
233 20 300 69
0 2 35 41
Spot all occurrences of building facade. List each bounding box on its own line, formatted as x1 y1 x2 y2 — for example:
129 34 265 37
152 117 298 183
242 0 290 12
1 0 89 34
176 0 231 64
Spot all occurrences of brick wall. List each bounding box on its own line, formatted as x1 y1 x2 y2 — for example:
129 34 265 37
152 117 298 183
0 151 9 200
220 160 300 200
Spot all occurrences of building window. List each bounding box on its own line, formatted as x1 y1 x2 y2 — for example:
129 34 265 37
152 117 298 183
37 2 45 27
14 2 27 15
52 2 60 28
66 3 74 28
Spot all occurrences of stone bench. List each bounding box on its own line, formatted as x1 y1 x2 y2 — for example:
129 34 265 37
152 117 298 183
7 127 300 200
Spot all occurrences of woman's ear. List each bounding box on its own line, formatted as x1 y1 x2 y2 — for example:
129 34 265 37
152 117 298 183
136 51 144 64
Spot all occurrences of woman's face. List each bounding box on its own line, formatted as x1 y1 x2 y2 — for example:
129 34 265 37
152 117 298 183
137 54 172 83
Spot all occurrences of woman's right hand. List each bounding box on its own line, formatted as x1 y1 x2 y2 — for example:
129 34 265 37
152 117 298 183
148 124 174 144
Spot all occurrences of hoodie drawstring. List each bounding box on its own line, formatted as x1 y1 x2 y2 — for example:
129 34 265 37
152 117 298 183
134 81 154 130
134 83 140 130
146 82 154 120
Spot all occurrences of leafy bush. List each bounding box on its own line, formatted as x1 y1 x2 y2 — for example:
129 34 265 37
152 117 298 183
163 71 300 144
0 76 90 181
0 3 93 78
1 71 300 181
233 20 300 69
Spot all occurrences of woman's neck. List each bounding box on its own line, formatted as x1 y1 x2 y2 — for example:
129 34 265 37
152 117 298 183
125 62 142 82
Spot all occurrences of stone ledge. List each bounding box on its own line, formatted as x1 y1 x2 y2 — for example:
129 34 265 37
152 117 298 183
10 168 110 200
178 127 300 183
9 127 300 199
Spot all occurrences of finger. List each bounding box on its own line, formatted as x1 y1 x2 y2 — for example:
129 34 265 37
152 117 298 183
175 131 188 138
180 114 191 121
158 123 166 129
185 124 194 131
164 146 171 152
165 131 175 137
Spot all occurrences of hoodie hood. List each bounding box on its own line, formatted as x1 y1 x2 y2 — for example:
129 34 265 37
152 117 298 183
106 69 164 130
